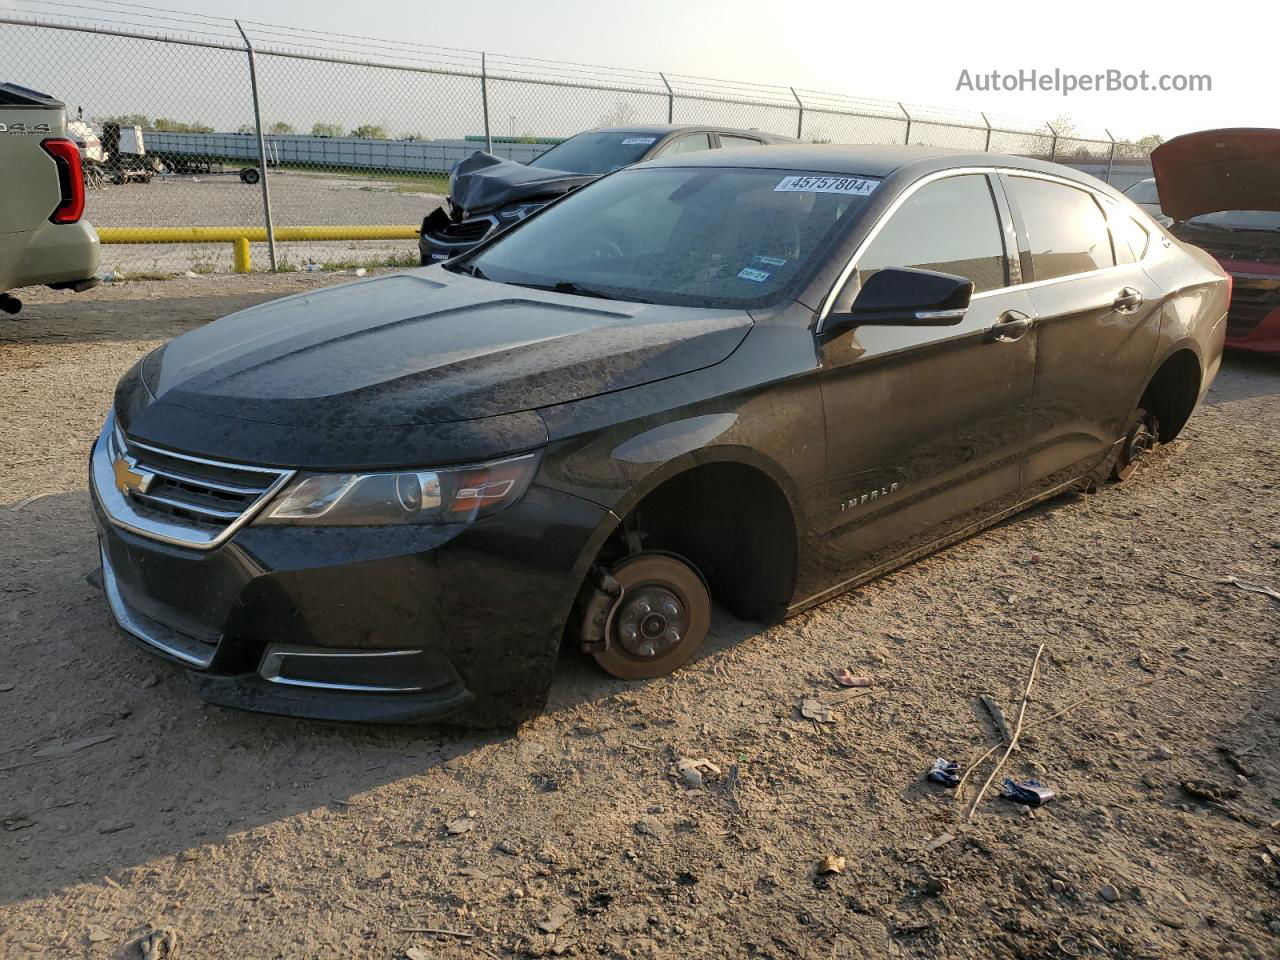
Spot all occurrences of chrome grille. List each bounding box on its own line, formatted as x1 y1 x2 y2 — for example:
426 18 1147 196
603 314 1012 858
94 415 294 550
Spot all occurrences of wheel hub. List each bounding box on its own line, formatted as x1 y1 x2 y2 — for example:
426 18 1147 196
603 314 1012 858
615 586 687 659
1124 421 1153 464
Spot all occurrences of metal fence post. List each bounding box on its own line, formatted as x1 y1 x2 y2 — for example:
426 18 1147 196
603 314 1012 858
659 72 674 124
1046 121 1058 162
234 20 276 271
789 87 804 140
898 102 912 145
1104 128 1117 184
481 52 492 153
981 112 992 152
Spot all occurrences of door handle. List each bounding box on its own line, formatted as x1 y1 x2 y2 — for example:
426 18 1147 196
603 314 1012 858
989 310 1034 343
1113 287 1144 313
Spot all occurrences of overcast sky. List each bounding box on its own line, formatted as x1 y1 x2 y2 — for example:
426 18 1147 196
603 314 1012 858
3 0 1273 141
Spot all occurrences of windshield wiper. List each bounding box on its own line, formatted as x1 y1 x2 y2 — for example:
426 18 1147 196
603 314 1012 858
507 280 652 304
444 261 489 279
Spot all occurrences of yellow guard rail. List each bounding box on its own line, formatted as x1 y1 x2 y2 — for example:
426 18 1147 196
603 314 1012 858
96 225 420 273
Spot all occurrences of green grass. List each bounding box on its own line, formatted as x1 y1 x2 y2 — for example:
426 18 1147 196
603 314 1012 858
266 251 420 274
277 164 450 194
157 153 452 194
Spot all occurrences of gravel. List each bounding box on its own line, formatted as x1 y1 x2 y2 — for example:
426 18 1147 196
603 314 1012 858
2 274 1278 957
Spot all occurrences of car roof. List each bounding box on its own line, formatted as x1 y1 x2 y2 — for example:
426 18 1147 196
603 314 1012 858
633 143 1118 191
580 124 795 143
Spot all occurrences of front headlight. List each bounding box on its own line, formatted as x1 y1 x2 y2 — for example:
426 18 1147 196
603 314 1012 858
496 201 548 223
257 453 539 526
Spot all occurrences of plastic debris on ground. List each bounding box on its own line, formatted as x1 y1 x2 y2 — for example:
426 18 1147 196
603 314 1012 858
927 758 961 787
831 668 873 688
1001 778 1055 806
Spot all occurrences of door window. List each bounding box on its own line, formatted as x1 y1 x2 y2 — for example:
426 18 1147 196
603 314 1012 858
856 174 1008 293
653 133 712 157
1007 176 1116 280
718 135 764 149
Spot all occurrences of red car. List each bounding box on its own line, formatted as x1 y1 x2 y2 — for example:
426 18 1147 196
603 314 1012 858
1153 128 1280 354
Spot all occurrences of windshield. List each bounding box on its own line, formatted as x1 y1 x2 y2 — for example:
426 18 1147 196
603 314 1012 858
456 167 878 308
1124 179 1160 204
530 131 661 174
1186 209 1280 232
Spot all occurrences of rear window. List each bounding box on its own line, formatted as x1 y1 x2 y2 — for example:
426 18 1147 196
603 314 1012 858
1007 176 1115 281
462 167 878 308
530 131 658 175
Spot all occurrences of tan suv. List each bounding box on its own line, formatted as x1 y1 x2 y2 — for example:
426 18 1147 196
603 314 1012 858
0 83 100 315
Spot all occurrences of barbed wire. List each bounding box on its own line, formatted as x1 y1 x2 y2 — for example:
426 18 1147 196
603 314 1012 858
2 0 1134 143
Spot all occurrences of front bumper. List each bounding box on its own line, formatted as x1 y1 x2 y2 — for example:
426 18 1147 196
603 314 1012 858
90 430 609 726
1216 261 1280 354
417 208 498 264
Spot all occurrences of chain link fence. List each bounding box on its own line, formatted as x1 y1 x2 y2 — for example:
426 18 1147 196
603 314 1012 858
1 7 1158 276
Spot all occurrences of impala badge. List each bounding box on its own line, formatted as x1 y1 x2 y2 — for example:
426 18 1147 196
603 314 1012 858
840 481 900 512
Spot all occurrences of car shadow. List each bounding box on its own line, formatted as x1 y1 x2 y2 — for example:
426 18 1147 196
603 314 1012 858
0 293 284 347
0 488 769 908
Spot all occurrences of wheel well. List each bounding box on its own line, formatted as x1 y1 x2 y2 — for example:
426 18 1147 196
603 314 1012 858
1140 350 1202 442
604 462 798 624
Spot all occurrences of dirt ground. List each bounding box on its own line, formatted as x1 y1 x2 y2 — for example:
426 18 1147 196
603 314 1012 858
1 274 1278 960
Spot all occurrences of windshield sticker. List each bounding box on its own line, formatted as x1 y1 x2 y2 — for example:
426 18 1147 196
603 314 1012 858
621 137 657 145
737 267 771 283
753 255 787 267
774 175 878 196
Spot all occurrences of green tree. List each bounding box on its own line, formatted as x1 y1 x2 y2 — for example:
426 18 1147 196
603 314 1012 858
597 100 637 127
350 124 389 140
268 121 295 135
311 122 344 138
152 117 213 133
100 113 150 129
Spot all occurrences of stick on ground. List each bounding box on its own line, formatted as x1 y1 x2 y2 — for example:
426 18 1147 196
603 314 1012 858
966 643 1045 821
953 676 1158 798
979 694 1012 744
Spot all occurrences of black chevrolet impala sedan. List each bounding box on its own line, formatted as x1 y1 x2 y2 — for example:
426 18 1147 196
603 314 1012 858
91 146 1228 726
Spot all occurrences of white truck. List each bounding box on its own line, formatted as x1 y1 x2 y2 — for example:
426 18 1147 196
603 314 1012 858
0 83 100 315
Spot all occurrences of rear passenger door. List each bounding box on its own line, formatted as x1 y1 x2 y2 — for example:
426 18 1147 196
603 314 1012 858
1002 174 1162 491
818 173 1039 586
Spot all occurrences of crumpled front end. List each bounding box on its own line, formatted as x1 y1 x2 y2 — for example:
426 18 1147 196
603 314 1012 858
419 151 594 263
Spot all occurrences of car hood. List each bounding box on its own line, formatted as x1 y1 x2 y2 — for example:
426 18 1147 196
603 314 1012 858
449 151 597 217
138 271 752 430
1151 128 1280 221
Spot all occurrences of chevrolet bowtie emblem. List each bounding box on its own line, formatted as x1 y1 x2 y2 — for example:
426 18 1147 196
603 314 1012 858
112 455 155 495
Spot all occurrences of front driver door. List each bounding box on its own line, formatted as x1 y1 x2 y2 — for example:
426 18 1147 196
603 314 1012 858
817 172 1039 593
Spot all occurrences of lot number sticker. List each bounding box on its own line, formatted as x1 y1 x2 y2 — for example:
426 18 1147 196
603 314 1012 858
621 137 658 145
737 267 771 283
774 175 878 196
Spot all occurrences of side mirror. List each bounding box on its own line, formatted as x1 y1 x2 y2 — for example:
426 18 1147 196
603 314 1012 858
825 267 973 333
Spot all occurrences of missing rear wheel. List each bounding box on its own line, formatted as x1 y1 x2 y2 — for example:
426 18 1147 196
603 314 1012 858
1111 407 1156 482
